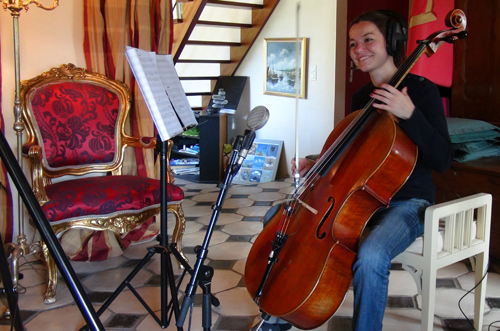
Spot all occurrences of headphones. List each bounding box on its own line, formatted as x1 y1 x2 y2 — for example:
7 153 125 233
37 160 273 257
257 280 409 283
375 10 408 58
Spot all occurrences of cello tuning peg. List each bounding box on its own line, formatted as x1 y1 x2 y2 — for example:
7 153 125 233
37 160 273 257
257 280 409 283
456 31 468 39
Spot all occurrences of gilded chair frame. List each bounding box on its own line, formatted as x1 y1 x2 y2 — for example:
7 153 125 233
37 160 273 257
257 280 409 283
20 63 186 304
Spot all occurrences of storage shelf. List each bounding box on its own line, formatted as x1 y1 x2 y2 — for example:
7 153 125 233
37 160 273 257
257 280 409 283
172 150 200 158
171 113 227 183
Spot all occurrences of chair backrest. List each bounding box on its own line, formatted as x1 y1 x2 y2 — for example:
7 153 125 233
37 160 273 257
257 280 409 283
21 64 132 177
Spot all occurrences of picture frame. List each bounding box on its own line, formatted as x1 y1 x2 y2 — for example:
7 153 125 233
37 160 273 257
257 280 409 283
233 139 283 185
263 38 307 99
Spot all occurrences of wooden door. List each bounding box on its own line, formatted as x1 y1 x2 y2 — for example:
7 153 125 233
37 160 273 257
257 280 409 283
452 0 500 126
344 0 409 116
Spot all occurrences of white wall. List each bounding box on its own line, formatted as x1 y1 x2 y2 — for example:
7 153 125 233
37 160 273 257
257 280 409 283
235 0 342 177
0 1 85 238
0 0 347 237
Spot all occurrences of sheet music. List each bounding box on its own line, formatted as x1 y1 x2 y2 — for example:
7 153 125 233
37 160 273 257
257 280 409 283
125 46 183 141
156 54 197 129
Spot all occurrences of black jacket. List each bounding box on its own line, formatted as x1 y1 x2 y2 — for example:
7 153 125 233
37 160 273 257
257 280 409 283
350 73 453 203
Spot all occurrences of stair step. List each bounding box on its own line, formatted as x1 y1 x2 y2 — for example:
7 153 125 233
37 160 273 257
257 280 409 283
197 20 253 28
180 76 220 80
207 0 264 9
177 59 232 64
186 40 241 47
186 92 212 96
176 0 263 9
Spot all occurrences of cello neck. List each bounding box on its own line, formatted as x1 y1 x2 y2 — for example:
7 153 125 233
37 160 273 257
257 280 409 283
314 9 467 177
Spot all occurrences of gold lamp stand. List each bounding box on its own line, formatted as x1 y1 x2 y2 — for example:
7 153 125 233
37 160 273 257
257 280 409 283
2 0 59 297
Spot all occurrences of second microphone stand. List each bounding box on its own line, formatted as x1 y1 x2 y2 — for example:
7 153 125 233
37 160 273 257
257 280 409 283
176 135 247 331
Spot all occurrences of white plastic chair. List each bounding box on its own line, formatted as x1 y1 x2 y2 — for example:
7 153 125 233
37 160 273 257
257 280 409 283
393 193 492 331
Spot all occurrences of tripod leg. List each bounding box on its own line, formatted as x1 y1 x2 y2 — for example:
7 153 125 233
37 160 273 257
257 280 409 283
162 247 183 331
96 249 155 316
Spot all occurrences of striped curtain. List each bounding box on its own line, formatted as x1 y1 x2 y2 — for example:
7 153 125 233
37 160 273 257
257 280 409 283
64 0 173 261
0 33 14 245
83 0 172 178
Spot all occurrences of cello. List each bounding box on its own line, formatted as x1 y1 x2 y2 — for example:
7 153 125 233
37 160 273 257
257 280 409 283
245 9 467 330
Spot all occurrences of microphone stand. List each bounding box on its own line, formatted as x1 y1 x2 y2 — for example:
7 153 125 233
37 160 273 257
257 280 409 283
0 130 104 331
176 135 245 331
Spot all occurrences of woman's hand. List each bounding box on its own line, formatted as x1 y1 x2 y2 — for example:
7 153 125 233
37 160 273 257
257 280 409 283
291 157 315 177
371 84 415 120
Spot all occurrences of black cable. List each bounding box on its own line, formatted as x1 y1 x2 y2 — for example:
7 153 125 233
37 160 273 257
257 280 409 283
489 320 500 330
458 259 490 330
439 172 462 199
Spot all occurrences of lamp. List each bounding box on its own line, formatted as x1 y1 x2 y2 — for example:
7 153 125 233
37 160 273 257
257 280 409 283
1 0 59 291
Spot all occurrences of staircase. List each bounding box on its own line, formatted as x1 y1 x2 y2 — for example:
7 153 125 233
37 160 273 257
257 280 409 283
172 0 280 110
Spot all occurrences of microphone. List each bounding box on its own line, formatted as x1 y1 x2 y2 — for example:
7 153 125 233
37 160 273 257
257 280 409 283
235 131 256 166
233 106 269 171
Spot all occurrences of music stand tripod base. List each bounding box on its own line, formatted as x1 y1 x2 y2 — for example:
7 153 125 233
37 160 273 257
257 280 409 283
79 138 183 331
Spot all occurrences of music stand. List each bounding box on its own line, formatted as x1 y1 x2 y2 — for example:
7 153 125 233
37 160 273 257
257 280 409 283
79 48 199 331
79 137 184 331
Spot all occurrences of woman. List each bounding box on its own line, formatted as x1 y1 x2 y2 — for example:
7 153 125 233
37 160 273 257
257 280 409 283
256 10 453 331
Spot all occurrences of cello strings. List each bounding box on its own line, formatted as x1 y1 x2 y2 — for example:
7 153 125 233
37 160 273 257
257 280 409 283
276 40 430 236
310 40 428 179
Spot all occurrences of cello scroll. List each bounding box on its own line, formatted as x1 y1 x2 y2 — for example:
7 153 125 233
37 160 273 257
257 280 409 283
423 9 467 56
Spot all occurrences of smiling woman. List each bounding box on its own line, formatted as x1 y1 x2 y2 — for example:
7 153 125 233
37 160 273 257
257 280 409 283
247 9 454 331
349 20 395 84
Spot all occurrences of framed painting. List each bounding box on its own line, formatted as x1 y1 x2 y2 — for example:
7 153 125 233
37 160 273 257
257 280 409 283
263 38 307 98
233 139 283 185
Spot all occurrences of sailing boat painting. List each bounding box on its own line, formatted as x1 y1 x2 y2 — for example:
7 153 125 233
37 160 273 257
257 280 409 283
264 38 307 98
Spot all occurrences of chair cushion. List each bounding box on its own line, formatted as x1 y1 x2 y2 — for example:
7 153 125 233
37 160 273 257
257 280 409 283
42 175 184 223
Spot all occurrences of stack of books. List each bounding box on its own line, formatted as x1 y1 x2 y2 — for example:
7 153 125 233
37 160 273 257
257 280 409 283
170 158 199 175
178 145 200 156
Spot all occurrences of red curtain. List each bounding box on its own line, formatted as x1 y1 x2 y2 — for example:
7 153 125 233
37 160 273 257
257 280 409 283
83 0 173 178
63 0 173 260
407 0 455 88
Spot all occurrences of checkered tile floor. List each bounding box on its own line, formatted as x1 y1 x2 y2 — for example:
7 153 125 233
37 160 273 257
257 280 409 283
1 178 500 330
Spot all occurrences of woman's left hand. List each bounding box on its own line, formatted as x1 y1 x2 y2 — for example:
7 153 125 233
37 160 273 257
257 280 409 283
371 84 415 120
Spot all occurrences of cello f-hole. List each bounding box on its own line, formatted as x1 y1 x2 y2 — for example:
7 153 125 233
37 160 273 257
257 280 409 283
316 197 335 239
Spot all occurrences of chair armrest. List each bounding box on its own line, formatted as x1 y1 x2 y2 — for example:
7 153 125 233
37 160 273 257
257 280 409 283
122 134 157 149
28 145 50 204
122 135 176 183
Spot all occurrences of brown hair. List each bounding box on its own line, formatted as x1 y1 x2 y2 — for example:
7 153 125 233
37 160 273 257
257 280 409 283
350 11 406 66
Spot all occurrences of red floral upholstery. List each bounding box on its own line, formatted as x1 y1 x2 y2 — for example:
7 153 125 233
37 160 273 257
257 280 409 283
43 176 184 223
20 64 188 304
30 82 119 169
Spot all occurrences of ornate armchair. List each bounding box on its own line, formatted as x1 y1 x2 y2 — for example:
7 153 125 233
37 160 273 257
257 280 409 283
20 64 187 304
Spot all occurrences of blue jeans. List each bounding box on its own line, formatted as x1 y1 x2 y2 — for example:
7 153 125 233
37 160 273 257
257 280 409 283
352 198 430 331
